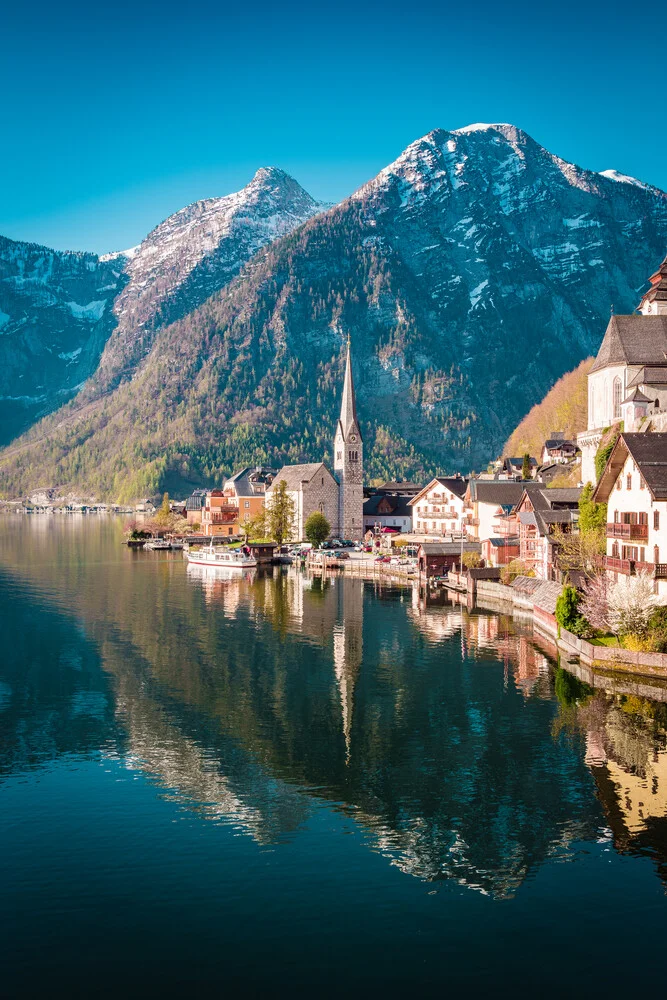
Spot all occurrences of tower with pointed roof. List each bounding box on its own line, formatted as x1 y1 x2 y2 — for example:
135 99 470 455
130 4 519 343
639 254 667 315
333 339 363 539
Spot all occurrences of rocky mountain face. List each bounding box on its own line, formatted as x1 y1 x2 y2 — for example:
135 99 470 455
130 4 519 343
89 167 325 397
2 124 667 499
0 238 126 443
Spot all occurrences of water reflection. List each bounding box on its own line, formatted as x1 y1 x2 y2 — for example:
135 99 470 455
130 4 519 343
3 518 667 897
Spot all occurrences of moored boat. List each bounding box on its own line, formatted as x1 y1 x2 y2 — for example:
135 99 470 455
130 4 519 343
186 542 257 569
144 538 172 550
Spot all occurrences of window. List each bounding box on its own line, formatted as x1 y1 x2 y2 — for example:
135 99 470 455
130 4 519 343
616 479 621 491
321 477 324 485
640 476 645 490
337 451 342 460
626 475 632 490
613 377 622 420
655 511 660 531
613 510 619 523
244 500 250 508
655 545 660 564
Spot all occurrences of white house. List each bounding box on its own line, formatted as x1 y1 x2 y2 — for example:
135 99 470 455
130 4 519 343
409 477 468 536
593 433 667 598
578 254 667 483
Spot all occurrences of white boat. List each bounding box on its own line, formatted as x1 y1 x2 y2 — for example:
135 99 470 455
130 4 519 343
145 538 172 550
186 541 257 569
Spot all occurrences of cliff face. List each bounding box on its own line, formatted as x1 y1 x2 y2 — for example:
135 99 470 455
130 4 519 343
2 124 667 499
0 237 126 443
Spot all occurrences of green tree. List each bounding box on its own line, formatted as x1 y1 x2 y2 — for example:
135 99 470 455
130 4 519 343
555 584 588 636
266 481 296 544
305 511 330 548
578 482 607 535
154 492 174 529
521 453 532 479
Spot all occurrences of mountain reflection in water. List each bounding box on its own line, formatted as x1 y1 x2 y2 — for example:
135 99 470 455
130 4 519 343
3 518 667 907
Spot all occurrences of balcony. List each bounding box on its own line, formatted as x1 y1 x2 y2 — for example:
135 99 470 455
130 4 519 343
605 556 667 578
607 522 648 541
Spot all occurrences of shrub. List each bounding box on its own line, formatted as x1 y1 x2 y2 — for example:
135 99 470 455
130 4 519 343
607 572 661 638
555 584 589 636
500 558 534 585
463 551 481 569
304 511 330 548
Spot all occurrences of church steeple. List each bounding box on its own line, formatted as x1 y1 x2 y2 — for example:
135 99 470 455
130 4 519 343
333 337 363 540
338 336 361 441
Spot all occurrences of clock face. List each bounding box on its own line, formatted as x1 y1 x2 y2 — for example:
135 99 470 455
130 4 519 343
349 433 357 443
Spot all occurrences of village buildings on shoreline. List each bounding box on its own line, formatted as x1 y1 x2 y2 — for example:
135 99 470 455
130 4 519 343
119 251 667 590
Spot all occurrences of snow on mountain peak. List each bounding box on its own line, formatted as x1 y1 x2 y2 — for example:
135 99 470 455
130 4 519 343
598 168 649 190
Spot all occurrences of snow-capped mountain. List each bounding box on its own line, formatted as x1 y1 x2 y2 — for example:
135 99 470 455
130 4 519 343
0 237 125 443
2 124 667 497
89 167 325 395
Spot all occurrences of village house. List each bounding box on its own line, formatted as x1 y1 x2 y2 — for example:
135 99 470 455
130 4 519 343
515 487 581 580
201 489 240 537
266 340 364 540
363 492 413 534
409 476 468 536
481 533 520 567
185 489 207 526
578 254 667 483
503 456 537 479
223 466 275 528
593 433 667 598
417 540 482 579
540 433 579 466
464 480 528 543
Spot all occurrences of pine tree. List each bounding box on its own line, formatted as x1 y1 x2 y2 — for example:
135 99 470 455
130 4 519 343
521 453 532 479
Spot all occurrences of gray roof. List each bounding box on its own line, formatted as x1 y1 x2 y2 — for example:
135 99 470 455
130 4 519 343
419 542 481 556
489 536 519 547
363 494 412 517
622 387 653 405
270 463 331 491
590 314 667 374
510 576 561 614
225 466 276 497
627 365 667 388
594 433 667 501
469 480 531 506
543 439 577 451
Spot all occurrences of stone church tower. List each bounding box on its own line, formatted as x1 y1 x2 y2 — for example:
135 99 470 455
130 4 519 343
333 339 363 539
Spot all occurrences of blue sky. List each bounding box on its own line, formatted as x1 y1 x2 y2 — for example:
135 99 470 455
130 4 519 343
1 0 663 253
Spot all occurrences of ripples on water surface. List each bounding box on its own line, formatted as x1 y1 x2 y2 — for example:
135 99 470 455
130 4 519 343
2 517 667 996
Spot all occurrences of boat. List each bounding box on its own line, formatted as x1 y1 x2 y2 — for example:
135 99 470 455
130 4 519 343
186 541 257 569
144 538 172 550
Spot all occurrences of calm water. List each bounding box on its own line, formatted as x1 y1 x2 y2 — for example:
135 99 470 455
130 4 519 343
2 518 667 997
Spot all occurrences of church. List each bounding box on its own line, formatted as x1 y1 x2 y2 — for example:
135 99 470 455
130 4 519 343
266 340 364 541
578 254 667 483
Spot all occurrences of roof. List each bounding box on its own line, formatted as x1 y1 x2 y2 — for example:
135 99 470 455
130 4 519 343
409 476 468 505
593 433 667 502
419 542 481 556
225 466 276 497
639 254 667 309
185 493 206 510
338 341 360 440
622 387 653 405
543 439 577 451
269 463 331 491
375 480 422 495
488 536 519 547
363 494 412 518
504 456 537 467
627 366 667 388
468 480 530 506
590 314 667 373
511 576 561 614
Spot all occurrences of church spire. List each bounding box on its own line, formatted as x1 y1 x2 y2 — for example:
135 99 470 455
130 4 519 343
339 337 359 436
638 253 667 315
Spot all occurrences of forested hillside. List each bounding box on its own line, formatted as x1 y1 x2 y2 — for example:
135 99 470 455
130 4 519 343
502 357 593 459
2 123 667 500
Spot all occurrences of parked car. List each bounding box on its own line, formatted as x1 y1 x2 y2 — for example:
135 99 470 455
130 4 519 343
375 555 391 563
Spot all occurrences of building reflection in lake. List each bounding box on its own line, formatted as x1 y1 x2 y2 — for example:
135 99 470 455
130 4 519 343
5 517 667 899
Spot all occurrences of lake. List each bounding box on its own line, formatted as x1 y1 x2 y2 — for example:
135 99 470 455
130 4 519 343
2 517 667 997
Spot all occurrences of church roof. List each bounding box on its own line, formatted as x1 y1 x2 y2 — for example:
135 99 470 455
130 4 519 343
639 254 667 310
622 387 653 405
338 341 360 438
626 365 667 387
270 463 330 491
590 315 667 373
